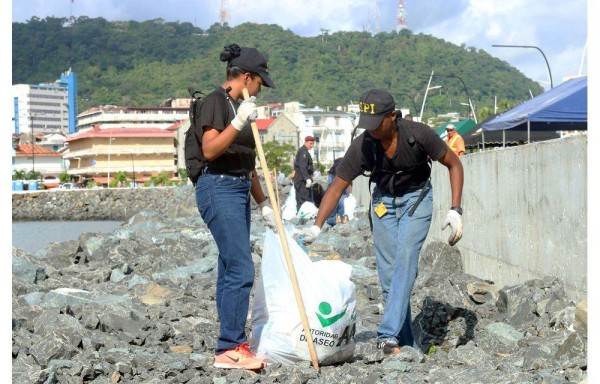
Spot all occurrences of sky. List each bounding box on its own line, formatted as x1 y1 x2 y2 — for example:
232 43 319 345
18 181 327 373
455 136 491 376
10 0 589 92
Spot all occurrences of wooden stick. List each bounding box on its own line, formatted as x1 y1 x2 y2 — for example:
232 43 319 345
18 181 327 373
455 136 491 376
273 168 281 208
243 89 320 371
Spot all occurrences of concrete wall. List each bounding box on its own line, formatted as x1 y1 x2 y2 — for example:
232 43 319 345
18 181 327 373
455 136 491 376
352 134 587 300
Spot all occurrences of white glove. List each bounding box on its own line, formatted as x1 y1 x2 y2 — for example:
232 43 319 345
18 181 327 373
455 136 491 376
441 209 463 246
298 225 321 244
305 179 313 188
258 199 277 231
231 96 257 131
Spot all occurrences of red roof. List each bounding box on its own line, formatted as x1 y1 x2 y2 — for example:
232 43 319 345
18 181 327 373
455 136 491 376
15 144 62 157
67 127 175 142
166 120 186 131
255 118 275 131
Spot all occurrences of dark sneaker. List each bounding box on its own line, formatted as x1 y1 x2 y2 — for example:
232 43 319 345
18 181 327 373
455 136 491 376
213 342 266 370
377 339 401 356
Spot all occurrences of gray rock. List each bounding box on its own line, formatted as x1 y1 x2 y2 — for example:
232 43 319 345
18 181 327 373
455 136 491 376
12 250 47 284
11 186 588 383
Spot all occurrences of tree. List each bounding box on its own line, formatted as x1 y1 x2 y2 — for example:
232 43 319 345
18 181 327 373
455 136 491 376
59 171 71 183
25 170 42 180
13 169 26 180
262 141 295 173
145 172 172 187
110 171 129 187
477 106 494 122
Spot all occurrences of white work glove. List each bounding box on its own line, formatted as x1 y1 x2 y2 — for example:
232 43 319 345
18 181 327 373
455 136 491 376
258 199 277 231
441 209 463 246
298 225 321 244
305 179 313 188
231 96 257 131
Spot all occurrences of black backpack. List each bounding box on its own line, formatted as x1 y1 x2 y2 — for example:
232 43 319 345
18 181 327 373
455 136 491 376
183 87 206 185
310 182 326 208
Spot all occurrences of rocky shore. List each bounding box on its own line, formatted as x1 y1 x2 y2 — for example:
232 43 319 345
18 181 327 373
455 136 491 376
12 183 588 383
12 186 198 221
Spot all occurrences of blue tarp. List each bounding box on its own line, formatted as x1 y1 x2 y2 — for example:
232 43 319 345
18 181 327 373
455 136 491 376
482 76 587 131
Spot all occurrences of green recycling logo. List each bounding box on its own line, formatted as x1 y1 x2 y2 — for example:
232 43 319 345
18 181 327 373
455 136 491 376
316 301 346 327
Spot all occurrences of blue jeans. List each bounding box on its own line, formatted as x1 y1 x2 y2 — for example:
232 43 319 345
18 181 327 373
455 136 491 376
195 173 254 353
326 174 349 226
371 181 433 347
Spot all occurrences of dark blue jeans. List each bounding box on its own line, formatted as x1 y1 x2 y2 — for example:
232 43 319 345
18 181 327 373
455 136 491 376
195 173 254 353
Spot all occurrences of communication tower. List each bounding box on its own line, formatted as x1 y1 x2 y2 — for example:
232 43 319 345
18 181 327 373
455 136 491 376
396 0 408 32
219 0 230 25
375 0 380 34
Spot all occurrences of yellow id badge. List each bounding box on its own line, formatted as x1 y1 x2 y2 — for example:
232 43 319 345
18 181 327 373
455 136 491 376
374 202 388 218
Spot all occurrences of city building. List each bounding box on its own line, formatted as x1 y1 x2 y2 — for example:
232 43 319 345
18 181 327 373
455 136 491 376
76 104 188 133
283 102 358 164
12 68 78 135
261 114 298 146
13 144 65 178
64 125 177 186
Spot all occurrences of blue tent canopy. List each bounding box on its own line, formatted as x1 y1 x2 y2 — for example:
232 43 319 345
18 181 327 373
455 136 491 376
482 76 587 131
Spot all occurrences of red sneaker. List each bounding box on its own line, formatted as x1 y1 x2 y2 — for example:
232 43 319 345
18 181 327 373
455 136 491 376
213 342 266 370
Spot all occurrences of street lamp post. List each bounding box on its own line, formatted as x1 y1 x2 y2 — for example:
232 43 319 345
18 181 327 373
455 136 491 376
397 93 418 116
30 114 35 174
418 85 442 123
322 126 336 162
426 74 478 124
107 134 114 188
419 72 443 123
130 154 136 188
492 44 553 89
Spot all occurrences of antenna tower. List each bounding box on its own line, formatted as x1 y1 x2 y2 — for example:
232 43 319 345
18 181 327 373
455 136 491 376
375 0 380 34
396 0 408 32
219 0 230 25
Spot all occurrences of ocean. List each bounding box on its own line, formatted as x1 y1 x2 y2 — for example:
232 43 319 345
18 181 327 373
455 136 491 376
12 221 124 254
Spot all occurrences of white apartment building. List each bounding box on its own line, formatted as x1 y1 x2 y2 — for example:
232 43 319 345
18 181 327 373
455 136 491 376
282 102 358 165
12 68 78 135
76 104 188 133
12 83 70 135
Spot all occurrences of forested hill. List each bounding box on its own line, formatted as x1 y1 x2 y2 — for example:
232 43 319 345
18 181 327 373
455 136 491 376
13 17 543 120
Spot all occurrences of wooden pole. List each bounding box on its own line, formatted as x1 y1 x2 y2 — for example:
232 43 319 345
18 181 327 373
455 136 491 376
273 168 281 208
243 89 320 371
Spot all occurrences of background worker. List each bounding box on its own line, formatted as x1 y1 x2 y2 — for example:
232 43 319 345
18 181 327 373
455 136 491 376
195 43 276 371
445 123 465 156
299 89 464 357
293 136 315 211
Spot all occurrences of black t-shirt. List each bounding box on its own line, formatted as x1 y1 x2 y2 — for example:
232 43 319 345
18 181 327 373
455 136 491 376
197 87 256 174
328 158 342 175
336 119 448 195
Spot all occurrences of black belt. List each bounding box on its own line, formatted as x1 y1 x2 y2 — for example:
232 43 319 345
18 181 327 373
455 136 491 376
202 167 252 179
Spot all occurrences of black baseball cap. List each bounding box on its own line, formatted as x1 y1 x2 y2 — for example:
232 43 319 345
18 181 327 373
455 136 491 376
356 89 395 131
230 47 276 88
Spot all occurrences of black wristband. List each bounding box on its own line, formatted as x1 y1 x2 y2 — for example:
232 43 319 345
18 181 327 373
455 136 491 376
451 206 463 215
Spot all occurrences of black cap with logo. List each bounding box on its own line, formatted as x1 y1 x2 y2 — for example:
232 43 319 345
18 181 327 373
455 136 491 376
356 89 395 131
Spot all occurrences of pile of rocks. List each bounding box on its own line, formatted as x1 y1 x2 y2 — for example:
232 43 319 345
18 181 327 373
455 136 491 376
12 185 587 383
12 186 199 221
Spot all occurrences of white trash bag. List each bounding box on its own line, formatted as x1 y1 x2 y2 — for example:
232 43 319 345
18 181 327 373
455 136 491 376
281 187 297 221
296 201 318 220
251 229 356 365
343 194 357 221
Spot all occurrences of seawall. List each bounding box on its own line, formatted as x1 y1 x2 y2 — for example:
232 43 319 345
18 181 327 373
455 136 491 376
12 186 198 221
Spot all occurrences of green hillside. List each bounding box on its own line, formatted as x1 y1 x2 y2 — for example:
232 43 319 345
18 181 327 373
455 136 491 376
12 17 543 121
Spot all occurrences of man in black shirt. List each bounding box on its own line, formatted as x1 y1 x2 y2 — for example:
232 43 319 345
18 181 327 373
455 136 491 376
299 89 464 356
293 136 315 211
